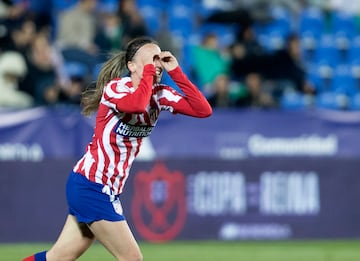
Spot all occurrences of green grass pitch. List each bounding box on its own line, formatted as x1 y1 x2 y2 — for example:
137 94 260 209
1 240 360 261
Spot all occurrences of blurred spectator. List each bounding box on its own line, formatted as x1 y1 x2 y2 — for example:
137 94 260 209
202 0 304 21
0 51 33 108
55 0 100 76
266 33 315 96
228 23 276 108
0 21 10 53
56 0 98 54
207 74 238 108
95 9 123 53
231 31 314 105
202 0 271 26
0 0 28 21
202 0 273 44
236 73 276 108
4 17 36 55
21 32 82 105
238 25 266 57
229 25 267 80
117 0 148 48
190 32 230 95
22 32 59 104
1 3 51 51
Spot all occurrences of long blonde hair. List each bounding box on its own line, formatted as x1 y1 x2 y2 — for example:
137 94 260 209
81 36 156 116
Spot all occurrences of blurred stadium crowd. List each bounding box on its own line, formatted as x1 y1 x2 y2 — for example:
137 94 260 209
1 0 360 110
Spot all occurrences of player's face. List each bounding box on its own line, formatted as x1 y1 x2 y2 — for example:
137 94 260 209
131 43 163 84
152 54 163 84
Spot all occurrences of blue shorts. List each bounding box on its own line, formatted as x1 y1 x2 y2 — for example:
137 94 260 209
66 171 126 224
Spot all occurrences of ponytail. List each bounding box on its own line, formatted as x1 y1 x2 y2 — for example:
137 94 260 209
81 52 126 116
81 36 157 116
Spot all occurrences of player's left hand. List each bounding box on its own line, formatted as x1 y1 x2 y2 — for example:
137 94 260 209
159 51 179 72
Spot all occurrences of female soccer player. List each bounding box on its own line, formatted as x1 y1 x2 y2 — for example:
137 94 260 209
23 37 212 261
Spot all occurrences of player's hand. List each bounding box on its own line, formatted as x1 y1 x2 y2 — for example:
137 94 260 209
159 51 178 72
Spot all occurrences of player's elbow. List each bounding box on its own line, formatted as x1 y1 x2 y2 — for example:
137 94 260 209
197 106 213 118
134 104 147 113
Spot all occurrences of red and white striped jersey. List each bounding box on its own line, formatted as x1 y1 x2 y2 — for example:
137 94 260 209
73 65 212 194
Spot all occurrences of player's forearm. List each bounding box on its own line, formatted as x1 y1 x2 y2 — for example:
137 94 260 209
168 66 212 117
114 64 155 113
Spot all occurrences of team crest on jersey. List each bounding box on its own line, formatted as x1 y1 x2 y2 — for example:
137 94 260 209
131 162 186 242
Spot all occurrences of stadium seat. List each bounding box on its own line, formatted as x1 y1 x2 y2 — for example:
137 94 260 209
280 91 312 110
257 6 292 52
193 0 228 19
308 61 335 93
61 48 98 79
269 5 292 35
98 0 119 13
137 0 167 8
314 35 339 66
263 29 286 51
198 23 237 48
92 63 103 81
64 61 88 79
348 36 360 64
168 3 195 44
350 59 360 90
349 93 360 110
137 3 163 36
331 65 357 96
28 0 50 14
331 10 357 37
300 31 318 62
170 0 194 5
333 31 352 63
299 6 325 36
51 0 77 12
316 91 349 110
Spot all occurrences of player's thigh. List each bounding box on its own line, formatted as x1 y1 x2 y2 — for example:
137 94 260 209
89 219 142 261
47 214 95 261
